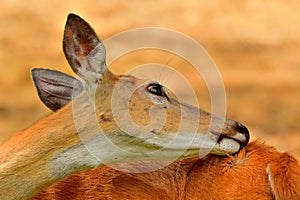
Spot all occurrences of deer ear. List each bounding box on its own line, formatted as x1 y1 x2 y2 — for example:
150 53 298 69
63 13 107 84
31 68 83 111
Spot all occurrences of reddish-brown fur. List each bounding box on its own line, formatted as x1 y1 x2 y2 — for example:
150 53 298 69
32 141 300 200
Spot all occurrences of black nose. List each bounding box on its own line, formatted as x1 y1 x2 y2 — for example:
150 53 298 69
236 122 250 146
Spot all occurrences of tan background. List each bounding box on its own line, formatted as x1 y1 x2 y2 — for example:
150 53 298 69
0 1 299 159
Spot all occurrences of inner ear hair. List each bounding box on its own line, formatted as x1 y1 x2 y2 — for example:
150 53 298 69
31 68 83 111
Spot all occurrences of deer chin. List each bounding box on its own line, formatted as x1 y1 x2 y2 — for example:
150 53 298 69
139 132 241 159
74 131 241 165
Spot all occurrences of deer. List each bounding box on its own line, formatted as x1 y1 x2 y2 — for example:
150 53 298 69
30 14 299 200
0 14 250 200
29 52 300 198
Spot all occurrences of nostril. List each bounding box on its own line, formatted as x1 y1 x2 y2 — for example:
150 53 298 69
236 122 250 146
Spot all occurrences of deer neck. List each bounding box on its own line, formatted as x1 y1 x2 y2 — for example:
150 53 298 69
0 102 103 200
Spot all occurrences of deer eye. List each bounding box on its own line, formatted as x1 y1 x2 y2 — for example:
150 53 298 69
147 83 165 97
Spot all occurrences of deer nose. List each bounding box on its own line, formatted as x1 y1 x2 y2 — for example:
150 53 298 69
236 122 250 146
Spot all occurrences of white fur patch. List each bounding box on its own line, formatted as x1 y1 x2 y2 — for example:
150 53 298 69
50 144 101 180
266 163 277 199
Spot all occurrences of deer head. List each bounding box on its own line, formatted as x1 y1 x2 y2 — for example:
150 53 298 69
32 14 249 163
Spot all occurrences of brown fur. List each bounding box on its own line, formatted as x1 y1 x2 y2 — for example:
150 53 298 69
32 141 300 200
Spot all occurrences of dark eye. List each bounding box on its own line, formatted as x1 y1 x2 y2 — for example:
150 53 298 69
147 83 165 97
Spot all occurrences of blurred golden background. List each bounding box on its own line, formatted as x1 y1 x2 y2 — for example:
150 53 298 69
0 1 299 158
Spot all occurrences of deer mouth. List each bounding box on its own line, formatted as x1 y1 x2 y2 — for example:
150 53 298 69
208 131 247 155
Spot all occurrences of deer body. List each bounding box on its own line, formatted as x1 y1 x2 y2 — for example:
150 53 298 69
32 141 300 200
0 14 249 199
